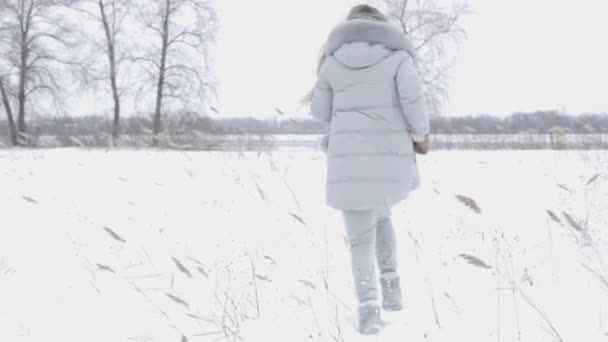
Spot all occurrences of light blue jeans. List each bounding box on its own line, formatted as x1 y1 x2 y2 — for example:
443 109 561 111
342 207 398 304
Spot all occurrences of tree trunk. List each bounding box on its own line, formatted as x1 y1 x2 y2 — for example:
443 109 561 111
17 2 29 146
18 42 27 144
0 77 18 146
112 92 120 145
99 0 121 146
152 0 171 147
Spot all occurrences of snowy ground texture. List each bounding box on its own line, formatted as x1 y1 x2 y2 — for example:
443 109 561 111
1 148 608 342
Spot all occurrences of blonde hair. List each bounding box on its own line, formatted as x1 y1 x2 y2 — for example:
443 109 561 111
347 4 387 22
302 5 388 104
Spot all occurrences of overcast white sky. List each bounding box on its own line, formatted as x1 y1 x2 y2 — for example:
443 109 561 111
213 0 608 118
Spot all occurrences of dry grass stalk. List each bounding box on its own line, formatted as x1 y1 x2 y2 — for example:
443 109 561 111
587 173 601 186
289 212 306 225
192 330 224 338
103 226 127 243
256 183 265 200
455 195 482 214
166 293 190 309
250 258 261 318
299 279 316 290
187 257 206 267
546 210 562 225
263 255 276 264
197 267 209 278
254 274 271 282
562 212 584 232
210 278 244 342
460 254 492 269
22 196 39 204
172 257 193 278
581 263 608 292
495 234 563 342
424 275 442 328
96 264 115 273
514 285 564 342
186 313 215 324
330 304 344 342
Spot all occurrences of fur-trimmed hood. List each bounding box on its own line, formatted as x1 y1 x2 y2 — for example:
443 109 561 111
324 19 417 60
333 42 392 68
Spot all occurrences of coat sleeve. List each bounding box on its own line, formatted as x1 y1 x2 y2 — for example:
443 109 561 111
396 54 430 142
310 72 333 123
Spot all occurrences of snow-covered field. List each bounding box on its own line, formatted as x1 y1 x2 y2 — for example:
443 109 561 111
1 148 607 342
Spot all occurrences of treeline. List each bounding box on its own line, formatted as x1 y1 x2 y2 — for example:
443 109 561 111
432 111 608 134
2 110 607 139
0 113 329 137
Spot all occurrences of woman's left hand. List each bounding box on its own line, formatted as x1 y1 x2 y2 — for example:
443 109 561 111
414 136 430 155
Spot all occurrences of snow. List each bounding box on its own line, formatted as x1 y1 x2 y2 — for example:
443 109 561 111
1 148 607 341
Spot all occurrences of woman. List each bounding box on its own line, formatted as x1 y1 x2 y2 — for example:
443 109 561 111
308 4 430 335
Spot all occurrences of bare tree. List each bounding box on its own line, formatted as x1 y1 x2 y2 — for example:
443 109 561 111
133 0 218 146
73 0 132 145
373 0 468 116
0 0 78 145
